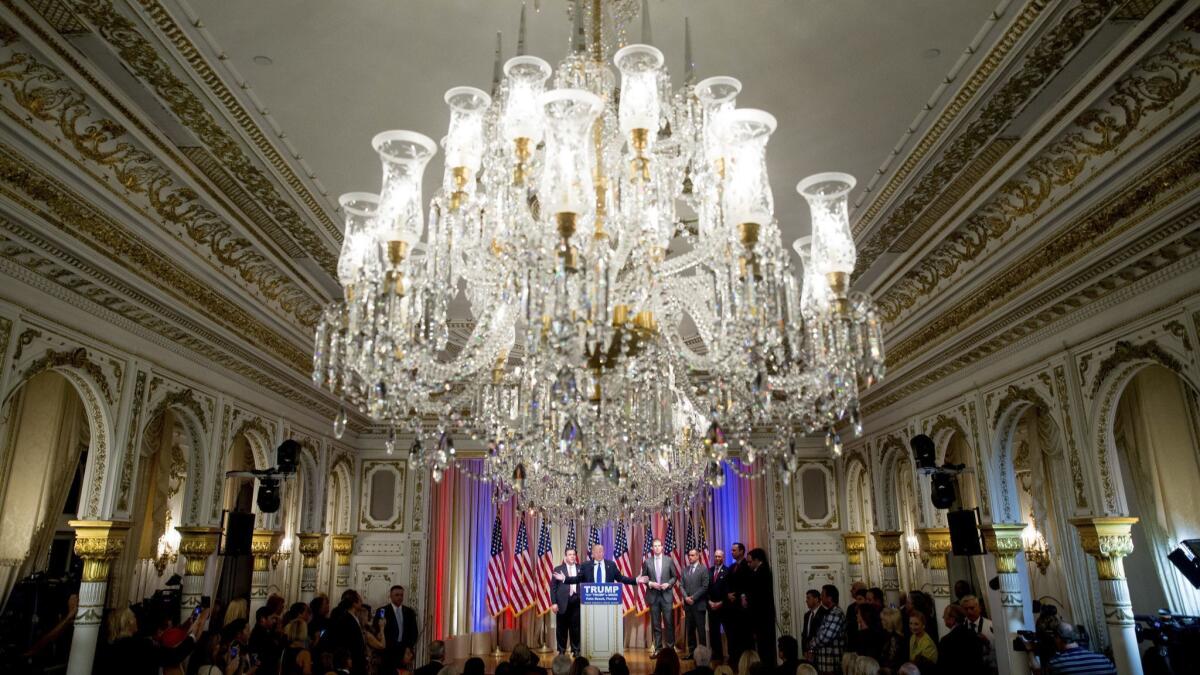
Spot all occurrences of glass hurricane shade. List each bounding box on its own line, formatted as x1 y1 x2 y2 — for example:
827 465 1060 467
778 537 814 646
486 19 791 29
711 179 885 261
797 172 857 275
538 89 604 217
371 130 437 247
501 56 553 143
722 108 777 230
614 44 665 138
443 86 492 173
791 235 830 314
337 192 380 285
695 76 741 163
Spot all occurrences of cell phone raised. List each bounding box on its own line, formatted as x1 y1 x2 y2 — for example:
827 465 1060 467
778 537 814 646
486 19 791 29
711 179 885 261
191 604 203 619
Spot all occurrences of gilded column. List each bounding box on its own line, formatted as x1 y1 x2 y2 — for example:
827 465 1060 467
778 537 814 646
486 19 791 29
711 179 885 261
843 532 867 584
331 534 356 596
176 527 221 623
981 523 1028 675
872 531 902 606
66 520 130 675
298 532 325 598
1072 517 1141 675
250 530 283 615
918 528 952 618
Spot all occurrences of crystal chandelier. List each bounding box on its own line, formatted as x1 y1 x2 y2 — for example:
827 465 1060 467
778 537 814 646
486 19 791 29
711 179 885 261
312 0 885 521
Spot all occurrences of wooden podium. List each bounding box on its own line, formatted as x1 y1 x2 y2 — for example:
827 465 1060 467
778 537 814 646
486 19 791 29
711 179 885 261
580 583 624 664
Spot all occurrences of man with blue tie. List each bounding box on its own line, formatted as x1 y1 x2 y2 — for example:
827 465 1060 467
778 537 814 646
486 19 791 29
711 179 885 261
555 543 646 587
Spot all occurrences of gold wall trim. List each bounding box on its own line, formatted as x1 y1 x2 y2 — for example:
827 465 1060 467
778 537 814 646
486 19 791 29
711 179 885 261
0 40 323 328
875 4 1197 322
0 143 312 372
853 0 1051 234
58 0 341 261
853 0 1125 274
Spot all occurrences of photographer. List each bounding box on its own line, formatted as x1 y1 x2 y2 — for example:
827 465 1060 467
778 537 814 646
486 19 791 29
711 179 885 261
1043 622 1114 675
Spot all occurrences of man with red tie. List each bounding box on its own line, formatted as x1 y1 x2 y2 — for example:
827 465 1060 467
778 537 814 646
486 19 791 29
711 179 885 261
706 548 730 662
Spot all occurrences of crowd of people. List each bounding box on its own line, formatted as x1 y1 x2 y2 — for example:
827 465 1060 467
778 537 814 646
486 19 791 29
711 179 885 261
95 585 418 675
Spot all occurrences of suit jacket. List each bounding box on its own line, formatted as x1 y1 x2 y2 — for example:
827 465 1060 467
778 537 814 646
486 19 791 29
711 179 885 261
640 555 678 601
707 563 729 606
939 624 983 672
728 558 752 604
746 564 775 619
561 559 636 585
383 603 418 653
802 607 827 647
681 561 710 610
550 562 582 614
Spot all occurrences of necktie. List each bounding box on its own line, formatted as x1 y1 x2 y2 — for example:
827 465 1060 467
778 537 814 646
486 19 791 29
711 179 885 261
597 562 604 583
394 606 403 642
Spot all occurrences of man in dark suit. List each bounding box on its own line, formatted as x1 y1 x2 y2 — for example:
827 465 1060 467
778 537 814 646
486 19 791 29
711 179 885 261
549 548 582 655
640 538 679 657
725 542 752 666
800 589 826 654
707 549 730 662
557 543 643 587
682 548 710 658
414 640 445 675
327 591 367 675
382 585 418 672
939 604 983 672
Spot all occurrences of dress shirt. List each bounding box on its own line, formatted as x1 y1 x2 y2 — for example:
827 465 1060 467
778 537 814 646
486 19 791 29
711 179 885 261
567 564 577 595
596 562 605 583
655 556 664 581
391 604 404 644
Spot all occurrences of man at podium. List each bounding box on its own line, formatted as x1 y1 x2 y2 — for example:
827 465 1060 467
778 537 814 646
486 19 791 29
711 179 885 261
555 543 647 587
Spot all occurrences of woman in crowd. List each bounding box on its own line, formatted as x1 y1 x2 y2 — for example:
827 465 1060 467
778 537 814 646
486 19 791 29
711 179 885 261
850 604 884 661
877 608 908 675
281 618 314 675
906 614 937 672
736 649 761 675
653 648 681 675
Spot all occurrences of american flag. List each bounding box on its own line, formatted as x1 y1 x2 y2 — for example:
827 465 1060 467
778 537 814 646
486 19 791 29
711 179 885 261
664 519 684 607
587 523 601 560
534 519 554 615
614 519 640 615
509 519 537 616
485 511 510 617
565 520 577 555
637 518 654 616
697 506 712 568
685 511 696 559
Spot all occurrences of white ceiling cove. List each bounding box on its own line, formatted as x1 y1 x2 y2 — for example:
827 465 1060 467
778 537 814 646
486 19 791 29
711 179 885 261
195 0 1000 246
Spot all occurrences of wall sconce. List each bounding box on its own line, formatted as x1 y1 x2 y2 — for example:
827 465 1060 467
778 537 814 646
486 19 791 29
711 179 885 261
273 536 293 570
154 529 180 577
1022 523 1050 575
906 533 922 566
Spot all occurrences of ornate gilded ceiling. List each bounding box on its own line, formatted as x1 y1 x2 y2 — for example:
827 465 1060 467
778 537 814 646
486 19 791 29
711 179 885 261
0 0 1194 431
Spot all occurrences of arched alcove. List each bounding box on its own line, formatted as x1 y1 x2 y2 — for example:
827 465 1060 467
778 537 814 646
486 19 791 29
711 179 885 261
0 370 91 603
1109 364 1200 615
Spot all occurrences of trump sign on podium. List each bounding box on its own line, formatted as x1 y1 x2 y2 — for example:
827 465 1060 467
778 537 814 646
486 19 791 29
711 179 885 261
580 583 623 662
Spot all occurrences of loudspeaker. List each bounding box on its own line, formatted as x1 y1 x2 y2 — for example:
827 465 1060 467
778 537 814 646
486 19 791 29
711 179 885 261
948 509 984 556
222 510 255 556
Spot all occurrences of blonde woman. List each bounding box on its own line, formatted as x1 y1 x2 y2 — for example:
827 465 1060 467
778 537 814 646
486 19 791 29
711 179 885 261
736 649 761 675
877 609 907 675
223 598 249 626
99 608 154 673
281 618 313 675
795 665 817 675
714 665 735 675
907 614 937 671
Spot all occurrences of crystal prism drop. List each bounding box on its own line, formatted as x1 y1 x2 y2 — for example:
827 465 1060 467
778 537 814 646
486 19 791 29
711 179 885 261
333 406 347 439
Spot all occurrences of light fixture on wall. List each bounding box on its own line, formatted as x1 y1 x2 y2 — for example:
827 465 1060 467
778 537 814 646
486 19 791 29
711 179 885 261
1022 523 1050 575
906 533 922 566
153 529 181 577
273 536 293 571
310 0 886 521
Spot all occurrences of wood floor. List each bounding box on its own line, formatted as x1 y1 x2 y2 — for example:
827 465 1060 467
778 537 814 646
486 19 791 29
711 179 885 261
450 647 705 675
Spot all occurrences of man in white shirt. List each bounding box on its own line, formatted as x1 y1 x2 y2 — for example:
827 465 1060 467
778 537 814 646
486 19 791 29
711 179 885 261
961 595 996 673
640 538 679 657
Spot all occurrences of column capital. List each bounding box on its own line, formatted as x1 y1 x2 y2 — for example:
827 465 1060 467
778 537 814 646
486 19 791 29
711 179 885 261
843 532 867 565
176 526 222 576
873 530 902 567
980 523 1025 574
1070 516 1137 580
917 528 952 570
69 520 131 582
251 529 283 572
298 532 325 568
332 533 356 566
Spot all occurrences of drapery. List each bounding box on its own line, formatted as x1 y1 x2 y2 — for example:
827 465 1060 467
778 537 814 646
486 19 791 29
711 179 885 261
425 458 770 645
